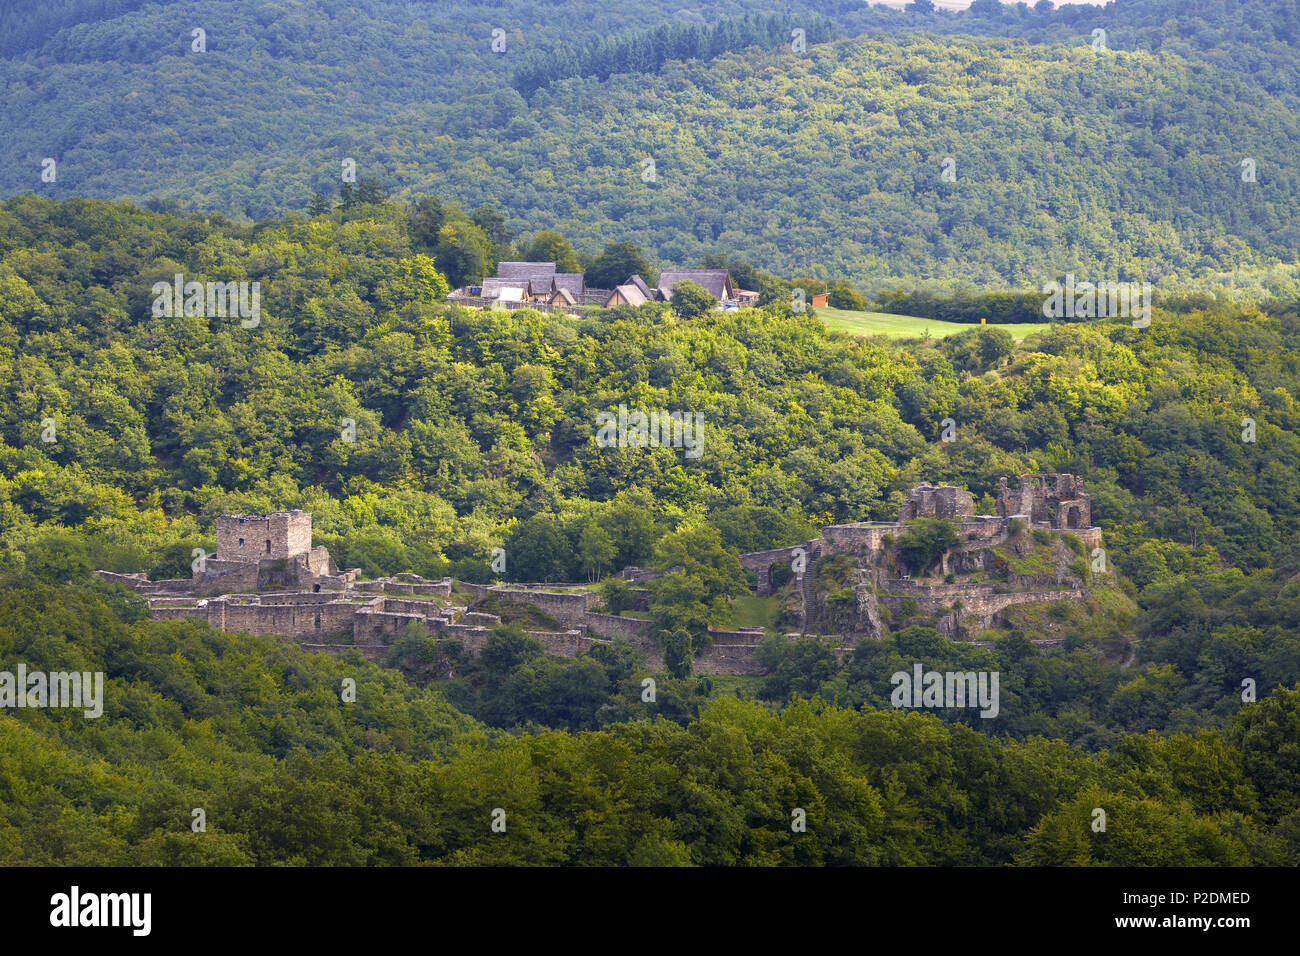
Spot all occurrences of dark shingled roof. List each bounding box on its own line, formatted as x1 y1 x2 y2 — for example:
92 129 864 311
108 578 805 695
497 261 557 279
553 273 584 296
656 269 732 302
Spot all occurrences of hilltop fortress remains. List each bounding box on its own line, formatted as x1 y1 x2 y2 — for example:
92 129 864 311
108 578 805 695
108 510 357 596
97 475 1107 676
740 474 1104 642
96 510 688 671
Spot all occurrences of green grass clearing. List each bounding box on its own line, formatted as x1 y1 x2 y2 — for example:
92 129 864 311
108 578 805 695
731 594 779 629
819 307 1050 341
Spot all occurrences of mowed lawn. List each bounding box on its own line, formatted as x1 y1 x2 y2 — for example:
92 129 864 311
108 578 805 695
819 308 1051 340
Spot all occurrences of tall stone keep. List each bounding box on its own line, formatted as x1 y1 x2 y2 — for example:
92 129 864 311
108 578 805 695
996 474 1090 529
216 511 313 563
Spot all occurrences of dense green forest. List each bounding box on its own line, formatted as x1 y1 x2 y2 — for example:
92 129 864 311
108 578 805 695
1 195 1299 864
4 195 1298 579
3 0 1298 291
508 11 838 96
2 0 1299 866
2 575 1298 865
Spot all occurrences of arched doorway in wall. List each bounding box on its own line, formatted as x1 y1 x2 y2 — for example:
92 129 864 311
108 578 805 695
1065 506 1080 529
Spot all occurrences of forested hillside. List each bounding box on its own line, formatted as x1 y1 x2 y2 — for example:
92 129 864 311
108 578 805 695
3 0 1298 290
3 0 1300 869
2 575 1298 865
1 195 1299 758
4 195 1298 573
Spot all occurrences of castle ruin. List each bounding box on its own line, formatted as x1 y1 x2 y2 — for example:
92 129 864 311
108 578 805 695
740 474 1103 642
996 474 1090 529
193 510 350 595
898 482 975 522
98 480 1106 677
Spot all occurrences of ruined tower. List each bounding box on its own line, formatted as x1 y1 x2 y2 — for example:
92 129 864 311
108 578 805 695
996 474 1090 529
216 511 313 563
898 483 976 522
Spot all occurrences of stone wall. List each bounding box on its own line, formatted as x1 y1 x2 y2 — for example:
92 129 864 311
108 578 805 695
95 570 149 589
455 581 492 602
307 545 338 577
898 483 975 521
739 541 818 596
240 590 343 605
1073 527 1104 549
442 623 491 655
705 626 767 646
695 644 764 675
820 524 895 557
194 560 261 596
583 612 654 641
617 567 661 584
739 545 808 572
215 599 358 640
877 582 1083 635
376 597 455 619
377 578 452 597
468 586 599 627
527 630 609 658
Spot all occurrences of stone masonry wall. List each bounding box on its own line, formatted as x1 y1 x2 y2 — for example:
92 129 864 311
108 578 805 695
877 584 1083 633
695 644 764 675
216 599 358 640
583 612 654 642
706 627 767 646
528 630 610 658
194 560 261 596
468 587 599 627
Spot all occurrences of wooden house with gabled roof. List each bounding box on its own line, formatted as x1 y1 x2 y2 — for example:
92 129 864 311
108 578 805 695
629 274 655 300
655 269 734 303
604 284 650 308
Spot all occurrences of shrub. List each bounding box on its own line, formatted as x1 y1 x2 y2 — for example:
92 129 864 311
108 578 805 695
897 518 960 576
601 577 632 615
828 587 856 608
827 282 866 311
